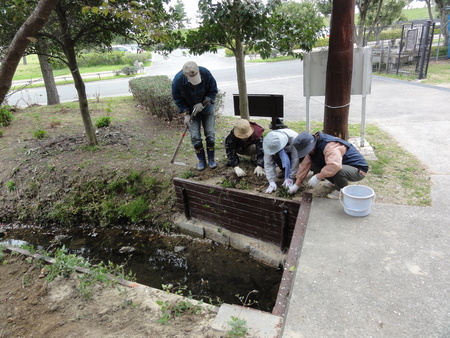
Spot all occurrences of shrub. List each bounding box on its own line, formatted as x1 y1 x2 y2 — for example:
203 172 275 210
431 45 448 58
129 75 178 121
0 105 14 127
49 51 152 69
95 116 112 128
33 130 47 139
120 66 138 75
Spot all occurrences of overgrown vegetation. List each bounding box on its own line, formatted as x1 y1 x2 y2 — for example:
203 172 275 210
47 171 174 230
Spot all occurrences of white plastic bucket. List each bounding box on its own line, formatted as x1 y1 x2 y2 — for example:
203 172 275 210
339 185 375 217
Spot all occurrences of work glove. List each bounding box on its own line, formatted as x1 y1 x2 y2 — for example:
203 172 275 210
288 184 299 195
308 174 321 188
234 166 246 177
184 114 191 127
193 103 204 113
254 166 265 177
265 181 277 194
282 178 293 188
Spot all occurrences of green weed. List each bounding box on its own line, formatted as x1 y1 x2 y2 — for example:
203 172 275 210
6 180 16 192
33 129 47 140
95 116 112 128
226 316 249 337
156 284 203 325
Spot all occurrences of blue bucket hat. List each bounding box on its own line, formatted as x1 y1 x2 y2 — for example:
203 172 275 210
263 130 289 155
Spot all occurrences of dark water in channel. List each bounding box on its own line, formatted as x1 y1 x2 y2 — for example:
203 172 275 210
1 224 282 312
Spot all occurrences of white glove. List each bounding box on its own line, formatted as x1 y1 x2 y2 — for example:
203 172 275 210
288 184 299 195
254 166 265 177
234 166 246 177
282 178 293 188
265 181 277 193
184 114 191 127
193 103 204 113
308 174 321 188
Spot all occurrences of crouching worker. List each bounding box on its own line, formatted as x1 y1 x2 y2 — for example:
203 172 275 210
263 128 299 193
225 119 265 177
172 61 218 171
288 132 369 199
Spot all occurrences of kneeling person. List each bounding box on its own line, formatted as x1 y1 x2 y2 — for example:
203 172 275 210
289 132 369 199
225 119 265 177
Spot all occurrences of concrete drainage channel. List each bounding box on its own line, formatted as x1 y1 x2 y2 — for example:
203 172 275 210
173 178 312 336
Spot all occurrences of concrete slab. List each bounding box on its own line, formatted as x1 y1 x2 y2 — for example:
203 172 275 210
282 198 450 337
212 303 283 337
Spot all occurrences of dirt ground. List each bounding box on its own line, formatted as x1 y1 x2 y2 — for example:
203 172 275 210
0 251 222 338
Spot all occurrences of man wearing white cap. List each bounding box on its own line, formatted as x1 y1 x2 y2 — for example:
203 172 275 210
262 128 300 193
225 119 265 177
172 61 218 171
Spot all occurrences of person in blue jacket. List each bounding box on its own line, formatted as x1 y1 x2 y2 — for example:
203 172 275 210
288 132 369 199
172 61 218 171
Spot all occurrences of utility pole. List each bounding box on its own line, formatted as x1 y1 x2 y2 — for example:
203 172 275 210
323 0 355 140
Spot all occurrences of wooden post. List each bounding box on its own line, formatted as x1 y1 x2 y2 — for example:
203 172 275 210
323 0 355 141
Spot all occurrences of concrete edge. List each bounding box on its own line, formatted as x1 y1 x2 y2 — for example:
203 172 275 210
212 303 283 338
174 214 286 269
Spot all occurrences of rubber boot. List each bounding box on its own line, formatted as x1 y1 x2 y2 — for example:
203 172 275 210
195 147 206 171
207 146 217 169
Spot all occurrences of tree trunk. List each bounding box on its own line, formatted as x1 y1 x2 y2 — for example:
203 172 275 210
0 0 60 104
56 3 98 146
323 0 355 140
425 0 433 20
38 53 60 105
65 43 98 146
234 39 250 120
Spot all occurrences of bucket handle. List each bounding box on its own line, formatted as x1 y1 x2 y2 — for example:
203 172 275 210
339 191 376 213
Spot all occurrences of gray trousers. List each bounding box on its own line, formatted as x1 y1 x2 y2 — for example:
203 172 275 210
312 164 366 190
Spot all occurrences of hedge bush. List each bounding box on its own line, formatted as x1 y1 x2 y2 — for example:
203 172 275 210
129 75 178 122
431 45 448 57
50 51 152 69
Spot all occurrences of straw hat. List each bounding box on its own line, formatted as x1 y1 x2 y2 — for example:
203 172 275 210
294 132 316 158
263 130 289 155
182 61 201 85
233 119 254 139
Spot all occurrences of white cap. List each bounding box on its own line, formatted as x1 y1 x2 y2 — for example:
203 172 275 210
182 61 201 85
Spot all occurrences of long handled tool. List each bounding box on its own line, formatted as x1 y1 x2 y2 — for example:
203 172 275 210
170 107 196 165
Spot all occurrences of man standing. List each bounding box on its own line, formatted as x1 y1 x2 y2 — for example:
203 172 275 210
288 132 369 198
225 119 265 177
172 61 218 171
